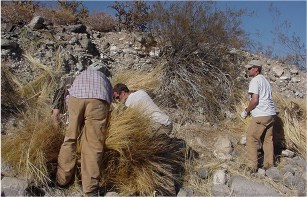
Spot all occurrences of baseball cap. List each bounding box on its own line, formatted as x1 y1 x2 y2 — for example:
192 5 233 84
245 60 263 69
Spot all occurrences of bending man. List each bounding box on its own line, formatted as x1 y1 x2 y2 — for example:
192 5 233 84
56 63 112 196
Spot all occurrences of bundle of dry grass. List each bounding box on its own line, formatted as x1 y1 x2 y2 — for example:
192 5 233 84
101 105 186 195
2 53 65 186
273 93 306 158
1 106 64 186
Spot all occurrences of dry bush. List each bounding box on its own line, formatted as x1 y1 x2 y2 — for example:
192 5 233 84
149 1 247 54
36 1 88 25
156 45 244 123
35 7 78 25
101 105 186 195
111 1 150 31
82 12 115 32
1 1 39 25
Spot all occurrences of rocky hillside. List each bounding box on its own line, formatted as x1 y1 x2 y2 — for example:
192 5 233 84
1 16 306 196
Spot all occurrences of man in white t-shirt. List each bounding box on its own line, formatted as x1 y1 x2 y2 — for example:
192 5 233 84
240 60 276 173
113 83 173 137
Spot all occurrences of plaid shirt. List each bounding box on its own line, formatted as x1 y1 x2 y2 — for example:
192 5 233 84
69 69 113 104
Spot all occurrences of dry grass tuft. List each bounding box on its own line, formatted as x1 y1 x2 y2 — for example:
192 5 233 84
17 54 62 104
111 65 164 93
274 93 306 158
2 53 65 186
1 107 64 186
101 105 186 195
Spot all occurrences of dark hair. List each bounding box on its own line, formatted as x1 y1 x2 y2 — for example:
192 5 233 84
113 83 130 94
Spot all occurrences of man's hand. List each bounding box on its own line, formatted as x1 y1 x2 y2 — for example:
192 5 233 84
240 110 248 119
51 109 60 129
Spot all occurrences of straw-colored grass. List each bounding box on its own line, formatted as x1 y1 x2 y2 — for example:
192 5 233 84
17 53 62 105
1 107 64 186
101 104 185 195
273 93 306 158
2 53 65 186
111 64 164 92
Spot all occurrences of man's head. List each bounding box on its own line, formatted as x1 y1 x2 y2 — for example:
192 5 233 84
113 83 130 102
245 60 262 77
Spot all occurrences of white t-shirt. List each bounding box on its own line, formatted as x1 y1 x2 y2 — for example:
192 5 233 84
248 74 276 117
125 90 172 126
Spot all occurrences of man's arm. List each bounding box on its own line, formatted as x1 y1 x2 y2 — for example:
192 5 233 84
241 93 259 119
245 93 259 113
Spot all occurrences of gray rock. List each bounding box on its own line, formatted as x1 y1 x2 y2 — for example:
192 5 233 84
211 184 230 196
196 168 209 179
272 66 284 77
1 39 18 49
67 24 87 33
88 62 111 77
293 156 306 168
1 162 17 177
28 16 45 30
295 179 306 196
105 191 120 196
283 171 295 188
257 168 266 176
177 188 188 196
230 175 281 196
1 177 28 196
280 75 290 80
291 76 301 83
266 167 282 181
281 164 296 175
213 136 233 160
281 149 295 157
213 169 226 185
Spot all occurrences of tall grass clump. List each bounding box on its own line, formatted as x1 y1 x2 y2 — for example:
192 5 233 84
111 64 164 93
1 53 65 186
274 93 306 158
1 107 64 186
101 105 186 195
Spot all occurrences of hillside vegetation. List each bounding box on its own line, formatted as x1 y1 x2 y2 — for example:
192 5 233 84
1 1 306 196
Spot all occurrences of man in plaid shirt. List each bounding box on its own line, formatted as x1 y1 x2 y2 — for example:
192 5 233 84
56 63 112 196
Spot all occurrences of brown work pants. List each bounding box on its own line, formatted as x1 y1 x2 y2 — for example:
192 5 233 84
56 96 109 194
246 115 275 170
